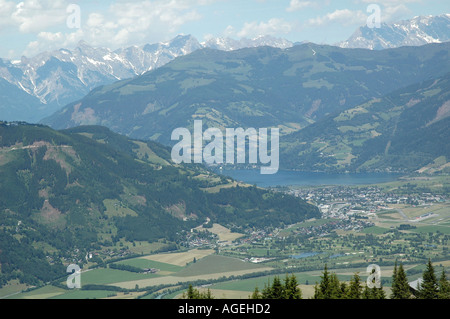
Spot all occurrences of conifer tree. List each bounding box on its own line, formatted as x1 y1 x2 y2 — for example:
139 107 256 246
363 270 386 299
419 259 439 299
339 282 348 299
254 274 302 299
391 260 399 298
183 284 214 299
348 273 362 299
362 284 371 299
261 278 273 299
391 261 411 299
329 273 342 299
270 276 284 299
375 284 386 299
251 286 262 299
314 264 331 299
313 282 323 299
362 284 385 299
284 274 302 299
185 284 198 299
438 268 450 299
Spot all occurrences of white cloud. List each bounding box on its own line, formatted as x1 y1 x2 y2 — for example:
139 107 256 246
17 0 215 57
23 30 83 56
307 9 367 27
0 0 16 30
358 0 416 22
286 0 314 12
237 18 294 38
382 4 412 23
223 25 235 37
358 0 421 5
12 0 68 33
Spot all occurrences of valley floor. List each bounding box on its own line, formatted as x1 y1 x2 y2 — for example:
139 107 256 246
2 175 449 300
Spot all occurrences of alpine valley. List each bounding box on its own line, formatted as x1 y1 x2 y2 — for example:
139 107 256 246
0 35 293 123
42 41 450 173
1 12 450 301
0 122 319 286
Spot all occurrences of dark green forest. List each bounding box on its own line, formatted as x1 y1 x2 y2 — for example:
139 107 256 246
0 122 319 287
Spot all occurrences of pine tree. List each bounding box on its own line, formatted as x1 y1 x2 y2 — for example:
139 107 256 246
363 270 386 300
204 288 213 299
391 261 411 299
261 279 273 299
339 282 348 299
362 284 371 299
328 273 342 299
438 268 450 299
185 284 198 299
419 259 439 299
313 282 323 299
255 275 302 299
375 283 386 299
284 274 302 299
270 276 284 299
251 286 262 299
362 284 385 299
314 264 331 299
183 284 214 299
391 260 399 298
348 272 362 299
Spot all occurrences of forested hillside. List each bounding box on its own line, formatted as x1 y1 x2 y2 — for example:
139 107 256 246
0 123 319 287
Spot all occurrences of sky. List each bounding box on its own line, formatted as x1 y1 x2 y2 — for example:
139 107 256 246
0 0 448 59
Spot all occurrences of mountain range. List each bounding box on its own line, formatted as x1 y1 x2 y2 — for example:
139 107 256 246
339 14 450 50
1 14 448 123
41 41 450 155
0 35 293 123
281 72 450 173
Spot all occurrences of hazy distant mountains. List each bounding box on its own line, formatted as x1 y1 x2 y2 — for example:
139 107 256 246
339 14 450 50
281 72 450 173
42 41 450 145
1 14 449 122
0 35 293 122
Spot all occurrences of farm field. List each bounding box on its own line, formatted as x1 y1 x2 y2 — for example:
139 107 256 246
5 244 449 299
373 201 450 234
199 223 245 243
141 249 215 267
170 264 400 299
112 254 272 290
4 248 272 299
2 179 449 300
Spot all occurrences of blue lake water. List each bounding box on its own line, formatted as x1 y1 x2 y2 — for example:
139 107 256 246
290 252 321 259
215 169 402 188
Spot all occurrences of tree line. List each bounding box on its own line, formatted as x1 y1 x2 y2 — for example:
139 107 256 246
182 259 449 299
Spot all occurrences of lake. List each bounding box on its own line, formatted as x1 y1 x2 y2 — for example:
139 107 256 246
290 252 322 259
215 168 402 188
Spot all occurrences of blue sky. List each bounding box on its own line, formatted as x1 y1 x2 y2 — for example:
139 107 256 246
0 0 448 59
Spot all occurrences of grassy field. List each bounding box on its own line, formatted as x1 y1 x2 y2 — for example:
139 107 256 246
411 225 450 234
80 268 154 285
0 280 28 299
361 226 390 234
103 199 138 218
371 175 450 194
112 267 274 290
141 249 215 266
194 223 244 243
115 257 184 273
6 285 67 299
5 255 446 299
175 255 266 277
132 141 168 166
